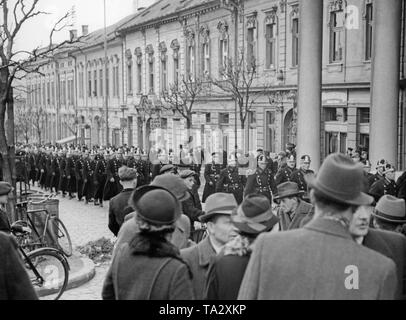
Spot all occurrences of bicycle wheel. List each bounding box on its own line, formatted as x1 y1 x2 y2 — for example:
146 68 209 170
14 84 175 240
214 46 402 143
50 218 73 257
24 248 69 300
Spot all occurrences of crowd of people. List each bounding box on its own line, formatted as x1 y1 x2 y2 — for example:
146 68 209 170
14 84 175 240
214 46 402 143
1 141 406 300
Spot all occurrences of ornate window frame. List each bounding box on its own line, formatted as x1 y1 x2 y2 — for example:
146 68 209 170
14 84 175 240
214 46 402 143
264 6 279 70
199 24 211 78
327 0 347 64
246 11 258 67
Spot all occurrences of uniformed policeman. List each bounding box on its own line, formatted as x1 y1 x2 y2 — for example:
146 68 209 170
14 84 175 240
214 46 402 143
369 164 398 203
368 159 386 189
216 154 246 204
94 152 107 207
103 150 123 201
58 150 67 197
74 149 84 201
275 154 296 186
82 151 96 204
244 155 277 203
202 152 223 203
65 150 77 199
290 155 314 201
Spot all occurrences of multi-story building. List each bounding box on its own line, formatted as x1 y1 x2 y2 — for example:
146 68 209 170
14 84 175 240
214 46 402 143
23 0 406 170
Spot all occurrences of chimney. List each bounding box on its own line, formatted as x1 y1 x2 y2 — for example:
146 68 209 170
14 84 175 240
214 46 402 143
82 25 89 37
69 29 78 41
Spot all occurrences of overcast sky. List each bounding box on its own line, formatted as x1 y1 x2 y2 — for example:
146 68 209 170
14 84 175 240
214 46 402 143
14 0 155 52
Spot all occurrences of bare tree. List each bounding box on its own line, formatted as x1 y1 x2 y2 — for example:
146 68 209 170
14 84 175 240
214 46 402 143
160 75 204 143
210 55 269 151
14 98 32 144
31 104 46 144
0 0 76 221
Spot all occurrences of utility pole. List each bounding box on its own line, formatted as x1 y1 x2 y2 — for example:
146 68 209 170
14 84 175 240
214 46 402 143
104 0 110 146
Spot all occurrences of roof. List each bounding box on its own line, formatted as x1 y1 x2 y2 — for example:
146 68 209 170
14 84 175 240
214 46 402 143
118 0 218 33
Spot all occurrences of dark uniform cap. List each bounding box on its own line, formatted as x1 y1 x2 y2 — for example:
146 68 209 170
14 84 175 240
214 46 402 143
160 164 176 175
0 182 13 196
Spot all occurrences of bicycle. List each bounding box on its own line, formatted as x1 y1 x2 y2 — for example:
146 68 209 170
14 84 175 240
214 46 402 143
11 223 70 300
15 194 73 257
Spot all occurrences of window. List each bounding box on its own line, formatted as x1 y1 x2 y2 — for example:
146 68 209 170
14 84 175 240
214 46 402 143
127 62 133 95
88 71 92 98
137 62 142 94
173 55 179 84
325 107 347 122
46 82 50 105
329 10 345 63
187 45 195 78
67 80 71 105
113 66 119 97
106 66 110 97
79 72 84 98
247 26 256 67
266 111 276 153
219 39 228 74
51 81 55 104
99 69 104 97
359 108 370 123
61 80 66 105
202 42 210 77
94 70 98 97
149 59 154 93
360 134 370 150
365 2 373 61
161 57 167 92
292 18 299 67
69 79 74 105
206 113 211 123
265 23 277 69
325 132 347 155
219 113 229 124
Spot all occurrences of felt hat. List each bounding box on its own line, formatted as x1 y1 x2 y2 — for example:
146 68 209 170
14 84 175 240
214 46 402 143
151 175 190 202
199 193 238 223
373 195 406 223
273 182 304 201
131 185 181 226
0 182 13 196
179 170 196 179
232 194 279 235
305 153 373 206
160 164 177 175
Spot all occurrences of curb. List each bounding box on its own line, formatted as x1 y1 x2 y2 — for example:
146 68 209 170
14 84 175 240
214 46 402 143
65 256 96 292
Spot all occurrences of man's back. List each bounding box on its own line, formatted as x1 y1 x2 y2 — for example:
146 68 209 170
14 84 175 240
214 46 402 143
238 218 397 300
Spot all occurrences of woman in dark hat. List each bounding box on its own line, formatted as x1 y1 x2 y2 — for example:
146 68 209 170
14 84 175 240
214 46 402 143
102 185 194 300
204 194 279 300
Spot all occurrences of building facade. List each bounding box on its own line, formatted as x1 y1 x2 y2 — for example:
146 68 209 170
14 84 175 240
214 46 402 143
23 0 406 170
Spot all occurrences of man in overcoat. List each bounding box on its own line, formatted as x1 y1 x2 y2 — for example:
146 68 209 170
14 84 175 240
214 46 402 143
181 193 238 299
238 153 398 300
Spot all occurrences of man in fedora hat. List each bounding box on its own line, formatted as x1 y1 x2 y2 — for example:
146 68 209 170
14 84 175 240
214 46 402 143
275 154 296 187
238 153 397 300
244 155 277 203
181 193 238 299
290 155 314 201
373 195 406 235
369 164 398 203
349 203 406 299
273 182 314 231
205 194 279 300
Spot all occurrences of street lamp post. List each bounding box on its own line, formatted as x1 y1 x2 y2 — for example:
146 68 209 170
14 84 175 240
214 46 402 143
220 0 244 154
104 0 110 147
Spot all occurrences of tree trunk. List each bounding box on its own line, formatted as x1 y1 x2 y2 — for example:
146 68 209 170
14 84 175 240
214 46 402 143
6 88 17 222
186 115 192 145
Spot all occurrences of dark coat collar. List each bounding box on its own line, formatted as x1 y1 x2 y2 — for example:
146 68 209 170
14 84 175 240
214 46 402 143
121 188 134 193
197 237 216 267
304 217 354 241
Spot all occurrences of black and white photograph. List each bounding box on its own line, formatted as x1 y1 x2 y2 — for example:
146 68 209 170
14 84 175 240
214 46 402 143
0 0 406 305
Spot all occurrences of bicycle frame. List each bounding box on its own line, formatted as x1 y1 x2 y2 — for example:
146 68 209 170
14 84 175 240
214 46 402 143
25 209 53 248
18 246 45 283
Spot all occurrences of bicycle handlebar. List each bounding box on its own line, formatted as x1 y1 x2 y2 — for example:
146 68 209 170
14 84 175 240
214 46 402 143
29 193 56 205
